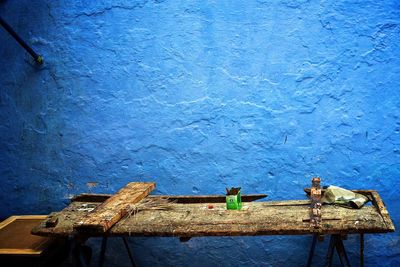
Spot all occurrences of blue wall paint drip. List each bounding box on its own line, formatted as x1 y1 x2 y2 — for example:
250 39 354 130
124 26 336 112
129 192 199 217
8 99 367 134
1 0 399 266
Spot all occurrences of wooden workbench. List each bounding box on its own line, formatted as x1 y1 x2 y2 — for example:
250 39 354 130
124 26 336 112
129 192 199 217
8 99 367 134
32 190 394 238
30 189 395 267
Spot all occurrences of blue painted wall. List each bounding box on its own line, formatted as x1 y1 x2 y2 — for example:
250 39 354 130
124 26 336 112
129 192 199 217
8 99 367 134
0 0 399 266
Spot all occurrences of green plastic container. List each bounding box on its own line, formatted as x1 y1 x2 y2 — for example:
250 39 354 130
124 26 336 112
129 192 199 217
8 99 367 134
226 191 242 210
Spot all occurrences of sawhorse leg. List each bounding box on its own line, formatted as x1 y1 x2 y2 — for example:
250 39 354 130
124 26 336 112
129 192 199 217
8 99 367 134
98 236 108 267
122 237 137 266
306 234 318 267
98 236 137 267
325 235 351 267
360 234 364 267
68 236 92 267
307 234 365 267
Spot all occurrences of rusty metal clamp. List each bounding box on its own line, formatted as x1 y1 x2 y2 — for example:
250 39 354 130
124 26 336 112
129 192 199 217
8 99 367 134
310 177 322 231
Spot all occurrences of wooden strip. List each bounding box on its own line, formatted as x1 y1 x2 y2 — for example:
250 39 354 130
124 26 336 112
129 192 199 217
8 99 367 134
0 216 18 229
71 193 268 203
162 194 268 203
73 182 155 233
0 215 47 229
369 190 395 232
71 194 111 203
304 188 374 196
0 248 43 255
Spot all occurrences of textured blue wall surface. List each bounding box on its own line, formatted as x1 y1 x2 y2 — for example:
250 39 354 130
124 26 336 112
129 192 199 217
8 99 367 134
0 0 399 266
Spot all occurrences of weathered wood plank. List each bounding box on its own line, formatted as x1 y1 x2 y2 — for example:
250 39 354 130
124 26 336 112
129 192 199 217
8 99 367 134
73 182 155 233
32 197 393 237
111 203 389 237
71 193 268 203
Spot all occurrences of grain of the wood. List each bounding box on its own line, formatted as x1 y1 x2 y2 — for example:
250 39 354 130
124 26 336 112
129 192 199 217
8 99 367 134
32 189 394 237
73 182 155 233
112 203 388 237
71 193 268 203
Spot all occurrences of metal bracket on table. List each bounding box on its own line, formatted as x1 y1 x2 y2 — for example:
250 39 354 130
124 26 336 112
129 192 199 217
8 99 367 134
310 177 322 231
306 177 364 267
307 177 323 267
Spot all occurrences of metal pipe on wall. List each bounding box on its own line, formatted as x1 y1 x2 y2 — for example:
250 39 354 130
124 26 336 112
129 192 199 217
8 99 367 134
0 16 43 64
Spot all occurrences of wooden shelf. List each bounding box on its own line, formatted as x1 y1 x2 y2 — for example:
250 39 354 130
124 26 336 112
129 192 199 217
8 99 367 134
0 215 55 256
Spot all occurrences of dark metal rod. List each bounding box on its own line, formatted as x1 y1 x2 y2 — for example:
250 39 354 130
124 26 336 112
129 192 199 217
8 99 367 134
360 234 364 267
336 241 345 267
336 236 351 267
325 235 336 267
98 237 108 267
78 248 90 267
69 238 79 267
306 234 318 267
122 237 137 267
0 16 43 63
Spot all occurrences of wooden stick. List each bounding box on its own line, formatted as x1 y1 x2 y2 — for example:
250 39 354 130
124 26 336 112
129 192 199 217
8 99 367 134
369 191 395 232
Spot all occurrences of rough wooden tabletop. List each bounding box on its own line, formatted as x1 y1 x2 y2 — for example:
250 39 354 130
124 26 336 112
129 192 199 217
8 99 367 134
32 191 394 238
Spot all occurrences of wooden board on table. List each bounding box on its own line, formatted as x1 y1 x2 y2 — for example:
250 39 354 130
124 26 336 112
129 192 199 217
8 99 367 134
32 191 394 237
111 201 392 237
73 182 155 233
0 215 55 256
71 193 268 203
